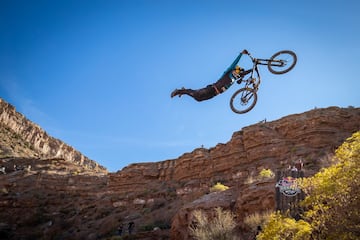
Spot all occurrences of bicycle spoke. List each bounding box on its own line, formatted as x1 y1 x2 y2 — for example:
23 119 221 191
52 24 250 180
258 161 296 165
230 88 257 114
268 50 297 74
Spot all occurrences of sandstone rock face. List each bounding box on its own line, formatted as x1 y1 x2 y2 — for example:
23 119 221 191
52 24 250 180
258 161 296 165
0 157 111 240
0 99 359 239
0 98 106 172
171 189 239 240
169 107 360 239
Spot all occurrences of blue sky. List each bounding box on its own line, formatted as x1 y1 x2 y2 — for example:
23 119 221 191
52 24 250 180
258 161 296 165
1 0 359 172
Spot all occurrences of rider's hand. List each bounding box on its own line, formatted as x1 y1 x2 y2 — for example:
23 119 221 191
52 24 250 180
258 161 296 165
242 49 249 55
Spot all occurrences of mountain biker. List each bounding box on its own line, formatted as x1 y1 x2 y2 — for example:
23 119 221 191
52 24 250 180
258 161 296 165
170 49 252 101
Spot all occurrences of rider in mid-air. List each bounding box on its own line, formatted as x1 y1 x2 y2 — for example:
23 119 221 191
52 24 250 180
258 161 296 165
171 49 251 101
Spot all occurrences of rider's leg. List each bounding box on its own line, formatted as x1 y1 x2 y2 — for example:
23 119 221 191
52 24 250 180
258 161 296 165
171 87 188 98
171 88 204 100
171 85 216 101
192 85 217 101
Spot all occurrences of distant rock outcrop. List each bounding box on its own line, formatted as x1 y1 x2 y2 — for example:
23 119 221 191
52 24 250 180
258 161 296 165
0 98 106 172
0 98 359 239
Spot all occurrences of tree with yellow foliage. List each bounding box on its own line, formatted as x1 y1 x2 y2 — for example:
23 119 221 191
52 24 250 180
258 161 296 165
300 131 360 239
257 211 311 240
258 131 360 239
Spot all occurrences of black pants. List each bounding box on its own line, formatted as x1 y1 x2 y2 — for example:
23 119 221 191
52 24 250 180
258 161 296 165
180 85 217 102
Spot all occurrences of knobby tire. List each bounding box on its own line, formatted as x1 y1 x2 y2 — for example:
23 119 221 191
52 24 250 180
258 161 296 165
268 50 297 74
230 88 258 114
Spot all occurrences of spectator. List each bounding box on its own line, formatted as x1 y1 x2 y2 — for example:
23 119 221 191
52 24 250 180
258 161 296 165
128 221 135 235
117 224 123 236
291 166 298 172
295 159 303 171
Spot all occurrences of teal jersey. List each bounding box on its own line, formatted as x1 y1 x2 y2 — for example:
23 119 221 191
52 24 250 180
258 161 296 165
213 52 245 92
221 52 243 78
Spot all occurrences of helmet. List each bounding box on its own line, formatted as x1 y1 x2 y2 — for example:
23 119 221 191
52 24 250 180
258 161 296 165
235 65 242 73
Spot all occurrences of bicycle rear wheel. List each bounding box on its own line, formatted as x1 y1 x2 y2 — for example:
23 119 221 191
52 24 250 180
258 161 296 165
268 50 297 74
230 88 257 114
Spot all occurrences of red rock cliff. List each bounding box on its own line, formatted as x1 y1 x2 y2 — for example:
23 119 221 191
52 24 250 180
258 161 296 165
0 104 359 239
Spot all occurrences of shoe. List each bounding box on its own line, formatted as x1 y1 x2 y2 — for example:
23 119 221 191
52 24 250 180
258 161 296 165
171 87 185 98
178 87 185 97
171 89 179 98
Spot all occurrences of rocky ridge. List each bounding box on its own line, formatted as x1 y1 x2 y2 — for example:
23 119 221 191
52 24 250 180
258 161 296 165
0 98 106 172
0 98 359 239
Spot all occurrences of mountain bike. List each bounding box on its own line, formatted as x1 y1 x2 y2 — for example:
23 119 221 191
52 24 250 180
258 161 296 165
230 50 297 114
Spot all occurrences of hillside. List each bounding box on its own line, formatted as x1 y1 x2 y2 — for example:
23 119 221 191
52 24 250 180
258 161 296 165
0 98 359 239
0 98 106 173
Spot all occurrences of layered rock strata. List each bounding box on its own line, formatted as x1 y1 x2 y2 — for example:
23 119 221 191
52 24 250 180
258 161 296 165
0 102 359 239
0 98 106 172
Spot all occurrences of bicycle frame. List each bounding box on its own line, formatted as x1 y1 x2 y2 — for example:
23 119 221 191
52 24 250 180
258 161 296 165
230 50 297 114
240 52 286 90
242 52 262 91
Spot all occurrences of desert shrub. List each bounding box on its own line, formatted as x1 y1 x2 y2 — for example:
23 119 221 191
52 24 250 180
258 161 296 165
244 175 255 184
245 169 274 185
139 224 154 232
209 182 229 192
142 207 151 214
1 187 8 194
189 207 236 240
257 211 312 240
259 169 274 179
243 210 272 231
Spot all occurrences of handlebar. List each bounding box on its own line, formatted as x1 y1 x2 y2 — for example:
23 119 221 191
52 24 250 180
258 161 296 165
242 49 256 63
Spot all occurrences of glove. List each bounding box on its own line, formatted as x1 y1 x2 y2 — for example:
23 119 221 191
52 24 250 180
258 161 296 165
242 49 249 55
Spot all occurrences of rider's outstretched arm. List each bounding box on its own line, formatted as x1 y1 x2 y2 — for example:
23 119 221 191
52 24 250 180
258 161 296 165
222 52 243 76
223 50 249 75
228 52 243 70
220 49 249 78
240 69 252 77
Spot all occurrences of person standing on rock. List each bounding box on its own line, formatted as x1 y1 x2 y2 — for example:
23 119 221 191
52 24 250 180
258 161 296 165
117 224 123 236
128 221 135 235
170 49 252 101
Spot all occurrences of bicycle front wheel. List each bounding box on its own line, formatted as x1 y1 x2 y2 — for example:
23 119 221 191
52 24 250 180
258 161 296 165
268 50 297 74
230 88 258 114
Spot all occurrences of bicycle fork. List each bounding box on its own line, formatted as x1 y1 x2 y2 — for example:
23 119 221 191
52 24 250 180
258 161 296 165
248 65 261 91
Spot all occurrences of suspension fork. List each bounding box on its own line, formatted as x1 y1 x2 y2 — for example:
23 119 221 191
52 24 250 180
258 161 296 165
246 52 261 90
253 66 261 90
248 62 261 91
